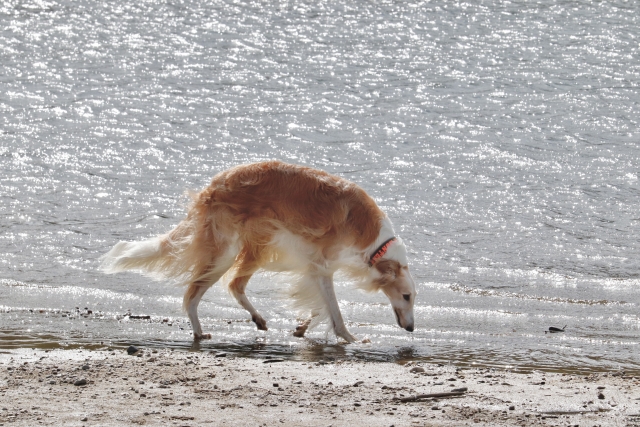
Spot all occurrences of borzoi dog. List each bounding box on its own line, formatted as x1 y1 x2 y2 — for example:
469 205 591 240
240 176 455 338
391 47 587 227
100 161 416 343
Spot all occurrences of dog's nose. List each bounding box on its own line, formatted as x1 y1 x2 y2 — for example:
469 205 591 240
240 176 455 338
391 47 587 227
405 325 414 332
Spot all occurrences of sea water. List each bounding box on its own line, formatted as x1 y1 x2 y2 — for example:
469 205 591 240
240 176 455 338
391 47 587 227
1 0 639 374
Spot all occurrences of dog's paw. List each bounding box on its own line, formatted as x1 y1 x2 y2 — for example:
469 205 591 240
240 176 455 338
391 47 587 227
193 333 212 340
337 331 357 344
293 325 308 338
252 315 268 331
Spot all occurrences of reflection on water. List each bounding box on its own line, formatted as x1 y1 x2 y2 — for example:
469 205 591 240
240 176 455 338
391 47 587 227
2 329 637 377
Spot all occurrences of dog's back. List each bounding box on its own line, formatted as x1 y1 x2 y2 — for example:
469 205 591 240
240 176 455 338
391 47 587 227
102 161 385 283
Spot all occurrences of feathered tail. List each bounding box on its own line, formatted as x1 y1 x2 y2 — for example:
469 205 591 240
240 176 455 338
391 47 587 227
99 237 167 277
100 193 236 285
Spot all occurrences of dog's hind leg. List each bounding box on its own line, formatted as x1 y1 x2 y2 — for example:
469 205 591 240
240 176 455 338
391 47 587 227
184 281 218 340
227 246 269 331
184 253 237 340
228 274 267 331
315 274 356 343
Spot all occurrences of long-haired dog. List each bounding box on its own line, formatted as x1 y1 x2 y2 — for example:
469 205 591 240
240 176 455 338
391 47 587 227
100 161 416 343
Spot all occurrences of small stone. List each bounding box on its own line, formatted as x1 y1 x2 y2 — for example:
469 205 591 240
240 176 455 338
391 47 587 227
597 392 605 400
409 367 425 374
74 379 87 386
126 346 139 355
82 365 90 370
81 417 88 421
353 381 364 387
509 406 515 410
273 383 279 387
214 352 227 358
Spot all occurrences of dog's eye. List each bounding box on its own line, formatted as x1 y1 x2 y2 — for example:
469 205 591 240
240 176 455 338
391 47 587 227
403 294 411 301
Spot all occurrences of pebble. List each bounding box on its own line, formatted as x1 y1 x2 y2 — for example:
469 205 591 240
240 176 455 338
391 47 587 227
409 367 425 374
126 346 139 355
597 392 605 400
74 379 87 386
81 365 90 370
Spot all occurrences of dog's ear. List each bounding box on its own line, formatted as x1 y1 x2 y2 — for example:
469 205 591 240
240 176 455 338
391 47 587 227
374 259 400 280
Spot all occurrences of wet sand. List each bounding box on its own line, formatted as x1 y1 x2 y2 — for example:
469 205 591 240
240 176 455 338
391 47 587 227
1 348 639 426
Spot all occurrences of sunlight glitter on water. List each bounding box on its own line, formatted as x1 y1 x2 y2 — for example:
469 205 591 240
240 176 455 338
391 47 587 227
1 0 640 373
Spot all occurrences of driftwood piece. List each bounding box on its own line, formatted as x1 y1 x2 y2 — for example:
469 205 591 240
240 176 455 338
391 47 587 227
396 390 468 403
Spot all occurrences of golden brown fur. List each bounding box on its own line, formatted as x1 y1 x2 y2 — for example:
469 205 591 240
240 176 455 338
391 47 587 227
101 161 415 342
164 161 384 285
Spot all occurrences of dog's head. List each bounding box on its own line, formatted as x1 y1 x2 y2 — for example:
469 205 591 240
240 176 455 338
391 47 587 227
370 238 416 332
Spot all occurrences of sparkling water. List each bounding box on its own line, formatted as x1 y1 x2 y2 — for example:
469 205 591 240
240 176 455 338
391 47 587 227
1 0 639 373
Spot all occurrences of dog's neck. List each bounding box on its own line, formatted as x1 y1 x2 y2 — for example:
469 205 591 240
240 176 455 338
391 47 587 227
365 217 406 266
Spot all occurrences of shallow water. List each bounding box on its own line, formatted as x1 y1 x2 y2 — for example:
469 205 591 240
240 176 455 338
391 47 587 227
1 0 639 374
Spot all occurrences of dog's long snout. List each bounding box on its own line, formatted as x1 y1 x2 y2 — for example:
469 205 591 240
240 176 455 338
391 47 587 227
394 308 415 332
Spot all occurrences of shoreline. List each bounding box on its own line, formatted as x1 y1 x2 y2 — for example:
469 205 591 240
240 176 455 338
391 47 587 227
1 347 639 426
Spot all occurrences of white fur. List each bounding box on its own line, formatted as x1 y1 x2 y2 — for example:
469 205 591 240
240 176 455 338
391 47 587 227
100 238 166 279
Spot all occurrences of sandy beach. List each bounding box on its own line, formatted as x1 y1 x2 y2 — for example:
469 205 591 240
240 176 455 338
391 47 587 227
1 347 638 427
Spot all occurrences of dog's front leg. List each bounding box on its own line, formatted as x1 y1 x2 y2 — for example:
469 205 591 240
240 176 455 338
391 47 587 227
317 275 357 343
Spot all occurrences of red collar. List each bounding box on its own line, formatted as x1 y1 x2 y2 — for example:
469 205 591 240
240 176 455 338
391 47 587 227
368 237 396 267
